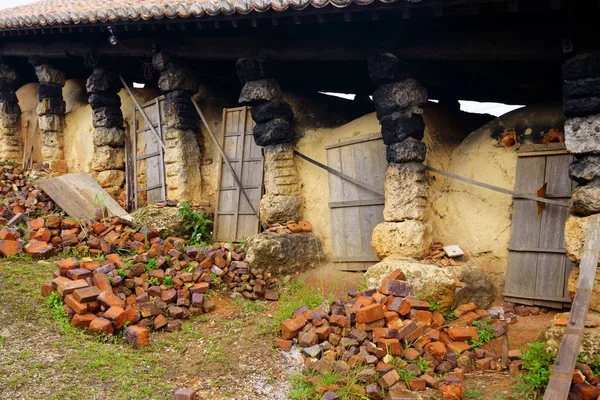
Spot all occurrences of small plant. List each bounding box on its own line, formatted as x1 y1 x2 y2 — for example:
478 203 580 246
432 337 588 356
145 258 158 273
396 368 416 386
470 318 495 349
149 296 156 302
516 342 556 397
177 201 212 245
465 388 482 399
163 276 173 288
147 277 159 286
34 209 43 218
46 292 71 332
591 356 600 376
117 269 127 279
444 310 458 322
410 357 431 373
428 301 439 312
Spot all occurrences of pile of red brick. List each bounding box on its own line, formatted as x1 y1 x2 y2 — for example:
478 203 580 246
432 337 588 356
0 163 59 224
423 242 460 267
39 217 280 348
264 220 313 234
276 269 516 399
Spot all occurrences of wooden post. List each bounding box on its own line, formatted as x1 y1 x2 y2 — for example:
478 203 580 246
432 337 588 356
544 214 600 399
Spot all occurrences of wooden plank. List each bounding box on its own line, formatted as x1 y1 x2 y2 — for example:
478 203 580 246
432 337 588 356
507 247 566 254
145 100 162 205
37 172 127 220
544 215 600 400
329 198 385 208
325 133 382 150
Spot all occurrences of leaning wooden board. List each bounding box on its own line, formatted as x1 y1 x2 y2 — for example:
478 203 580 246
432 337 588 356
37 172 128 220
544 214 600 400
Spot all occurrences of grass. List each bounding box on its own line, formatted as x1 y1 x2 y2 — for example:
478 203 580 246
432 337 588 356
465 388 482 398
289 367 372 400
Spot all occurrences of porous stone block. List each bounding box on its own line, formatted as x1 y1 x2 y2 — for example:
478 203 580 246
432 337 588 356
564 214 596 264
563 54 600 81
386 138 427 163
365 256 456 312
34 65 65 86
380 112 425 144
373 78 427 118
38 84 63 100
96 170 126 188
86 68 120 94
563 77 600 100
259 194 301 226
244 232 324 275
564 97 600 118
263 144 301 196
251 97 294 123
565 115 600 154
163 129 202 202
93 127 125 147
569 155 600 183
39 114 63 132
42 131 62 148
236 57 272 83
158 68 198 92
92 107 124 128
383 162 428 222
91 145 125 171
253 118 293 146
571 181 600 216
89 92 121 109
239 79 281 105
371 220 432 260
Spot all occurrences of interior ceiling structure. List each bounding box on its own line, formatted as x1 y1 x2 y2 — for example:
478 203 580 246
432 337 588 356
0 0 598 105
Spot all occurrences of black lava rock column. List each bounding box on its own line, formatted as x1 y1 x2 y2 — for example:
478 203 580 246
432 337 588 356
236 58 302 226
368 53 432 260
0 65 22 162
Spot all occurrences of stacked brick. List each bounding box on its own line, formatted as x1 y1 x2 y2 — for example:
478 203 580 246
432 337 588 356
153 53 203 202
30 58 67 174
563 54 600 216
0 65 22 162
367 53 432 260
276 268 513 399
86 68 126 196
236 58 302 226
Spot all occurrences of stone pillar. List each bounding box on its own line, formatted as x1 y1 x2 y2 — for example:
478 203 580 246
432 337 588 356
0 65 22 162
29 58 67 173
153 53 203 202
86 67 126 196
236 58 302 226
563 54 600 217
368 53 432 260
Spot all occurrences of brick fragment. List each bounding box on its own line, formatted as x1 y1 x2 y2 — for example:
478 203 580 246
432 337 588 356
97 291 125 308
71 313 97 329
124 326 150 349
89 317 114 335
174 389 196 400
378 370 400 389
72 286 101 303
281 314 308 339
104 306 127 329
356 304 385 324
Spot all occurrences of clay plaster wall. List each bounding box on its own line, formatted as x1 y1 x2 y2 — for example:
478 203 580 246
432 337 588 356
295 102 563 295
15 79 225 208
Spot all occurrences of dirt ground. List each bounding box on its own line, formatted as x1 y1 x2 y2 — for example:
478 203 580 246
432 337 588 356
0 259 556 400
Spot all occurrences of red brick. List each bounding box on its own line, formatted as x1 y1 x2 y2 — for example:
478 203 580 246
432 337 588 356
104 306 127 329
124 326 149 349
174 389 196 400
379 338 401 356
0 239 22 256
447 341 471 354
161 288 177 304
31 228 52 243
572 384 599 400
403 347 421 361
379 279 411 297
189 282 209 294
55 278 88 296
356 304 385 324
299 221 312 232
373 327 398 342
281 315 308 339
447 326 478 342
73 286 101 303
0 228 17 240
427 341 448 361
89 317 114 335
275 338 293 351
97 291 125 308
386 269 407 281
64 294 89 314
66 268 92 280
475 357 493 370
23 240 55 258
408 378 426 391
378 370 400 389
92 274 112 292
71 313 97 329
350 296 375 314
41 281 53 297
153 314 168 330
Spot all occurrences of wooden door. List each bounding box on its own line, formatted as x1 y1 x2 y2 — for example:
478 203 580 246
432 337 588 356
132 96 166 208
326 133 387 271
504 144 575 308
214 107 263 242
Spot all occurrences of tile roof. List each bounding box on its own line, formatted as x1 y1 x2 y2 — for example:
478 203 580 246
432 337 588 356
0 0 406 29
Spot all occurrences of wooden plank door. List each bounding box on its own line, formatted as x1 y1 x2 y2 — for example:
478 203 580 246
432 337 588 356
132 96 166 208
214 107 263 242
504 144 575 308
326 133 387 271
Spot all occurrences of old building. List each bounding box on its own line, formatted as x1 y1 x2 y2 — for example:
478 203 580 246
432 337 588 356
1 0 599 307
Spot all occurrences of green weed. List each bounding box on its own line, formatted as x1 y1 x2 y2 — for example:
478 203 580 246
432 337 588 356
465 388 482 398
163 276 173 288
470 318 495 349
515 342 556 397
177 201 212 245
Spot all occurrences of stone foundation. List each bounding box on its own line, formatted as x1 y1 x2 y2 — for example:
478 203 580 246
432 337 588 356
0 65 22 162
30 59 67 173
86 67 125 196
368 53 429 260
236 58 301 225
153 53 203 202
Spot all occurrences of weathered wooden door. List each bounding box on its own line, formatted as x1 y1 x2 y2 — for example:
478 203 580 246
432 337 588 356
132 96 166 208
214 107 263 242
504 143 575 308
326 133 387 271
